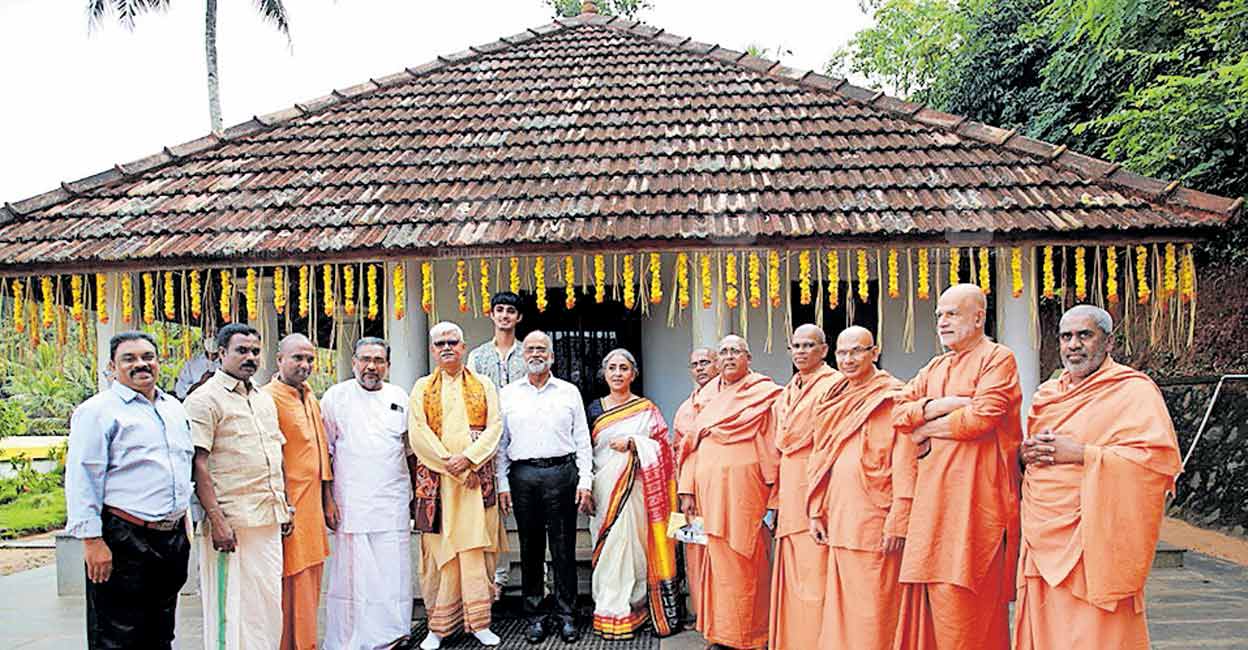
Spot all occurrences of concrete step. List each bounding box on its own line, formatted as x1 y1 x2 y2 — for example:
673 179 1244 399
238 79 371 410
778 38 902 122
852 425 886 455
1155 541 1186 569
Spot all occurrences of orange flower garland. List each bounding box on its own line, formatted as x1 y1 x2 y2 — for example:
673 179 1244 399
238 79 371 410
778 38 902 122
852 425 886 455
1135 245 1150 304
480 259 491 313
42 276 56 328
1074 246 1087 300
11 279 24 332
856 249 869 302
419 261 432 315
978 247 991 294
887 248 900 299
949 247 961 286
246 268 259 321
367 264 379 320
121 274 133 323
71 275 84 323
1042 246 1056 300
725 253 739 309
564 256 577 309
163 271 175 320
623 254 636 310
274 267 286 315
649 253 663 304
298 266 310 318
218 270 232 321
1010 247 1023 298
396 263 409 319
594 254 606 304
322 264 335 317
1106 246 1119 304
916 248 930 300
509 257 520 295
534 257 547 312
456 260 469 313
95 274 109 324
747 252 761 308
798 250 812 305
1163 243 1178 297
827 250 840 308
676 252 690 309
189 270 202 319
700 254 713 309
343 265 356 316
767 250 781 308
141 273 155 325
1180 244 1195 303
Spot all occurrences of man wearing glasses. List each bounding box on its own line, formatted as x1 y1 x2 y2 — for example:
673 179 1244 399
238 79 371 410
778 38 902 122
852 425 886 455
677 335 781 650
671 347 718 629
497 330 594 644
768 324 841 650
320 337 417 650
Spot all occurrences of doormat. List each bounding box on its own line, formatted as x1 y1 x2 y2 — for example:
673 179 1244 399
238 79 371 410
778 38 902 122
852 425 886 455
403 617 661 649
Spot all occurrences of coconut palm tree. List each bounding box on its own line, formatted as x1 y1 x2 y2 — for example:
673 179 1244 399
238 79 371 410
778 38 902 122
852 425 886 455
87 0 290 135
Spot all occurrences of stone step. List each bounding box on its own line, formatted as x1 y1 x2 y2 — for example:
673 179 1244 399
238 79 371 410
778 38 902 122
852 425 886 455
1155 541 1186 569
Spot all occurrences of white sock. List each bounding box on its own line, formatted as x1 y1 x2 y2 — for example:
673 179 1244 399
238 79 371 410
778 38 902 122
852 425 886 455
419 631 441 650
473 628 502 646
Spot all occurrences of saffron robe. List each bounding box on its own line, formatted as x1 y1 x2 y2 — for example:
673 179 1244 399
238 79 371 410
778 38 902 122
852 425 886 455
677 371 782 649
1013 357 1180 650
767 363 840 650
673 388 706 629
806 368 913 650
891 336 1022 650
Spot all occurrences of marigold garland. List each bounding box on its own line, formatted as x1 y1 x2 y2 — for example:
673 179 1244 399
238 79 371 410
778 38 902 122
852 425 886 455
1163 243 1178 297
274 267 286 315
676 252 690 309
649 253 663 304
1074 246 1087 300
564 256 577 309
978 247 991 294
949 247 961 286
140 273 155 325
396 263 409 319
856 249 869 302
1010 248 1024 298
827 250 840 308
726 253 740 308
798 250 812 305
887 249 900 299
189 270 202 319
747 252 761 308
456 260 469 313
367 264 379 320
321 264 335 317
246 268 259 321
163 271 175 320
419 261 431 315
509 257 520 295
1180 243 1195 303
41 276 56 328
767 250 781 308
1042 246 1056 300
1135 245 1150 304
623 254 637 309
11 279 24 332
71 275 84 323
298 266 310 318
534 257 548 313
218 270 232 321
1106 246 1119 304
700 254 713 309
121 274 134 323
343 265 356 316
594 254 606 304
917 248 930 300
95 274 109 324
479 259 491 313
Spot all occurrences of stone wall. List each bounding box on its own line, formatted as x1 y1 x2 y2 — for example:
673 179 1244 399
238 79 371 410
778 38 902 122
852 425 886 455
1164 378 1248 537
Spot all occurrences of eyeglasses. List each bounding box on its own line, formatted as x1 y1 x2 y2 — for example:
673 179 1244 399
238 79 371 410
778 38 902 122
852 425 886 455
523 346 549 354
432 339 460 349
834 346 875 359
689 359 713 369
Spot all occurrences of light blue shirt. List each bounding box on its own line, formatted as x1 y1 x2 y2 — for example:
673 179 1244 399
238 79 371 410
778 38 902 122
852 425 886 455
65 381 194 538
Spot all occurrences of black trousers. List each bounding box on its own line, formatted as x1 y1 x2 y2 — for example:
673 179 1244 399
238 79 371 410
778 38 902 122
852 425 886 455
509 459 579 624
85 510 190 650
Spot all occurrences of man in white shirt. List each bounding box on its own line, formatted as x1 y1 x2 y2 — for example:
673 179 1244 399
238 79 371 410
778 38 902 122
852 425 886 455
320 337 416 650
174 337 220 400
498 330 594 644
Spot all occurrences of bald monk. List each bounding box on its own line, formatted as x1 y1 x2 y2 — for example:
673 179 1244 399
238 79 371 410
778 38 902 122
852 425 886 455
892 284 1022 650
767 324 841 650
1014 305 1180 649
677 335 781 650
807 326 915 650
672 346 719 629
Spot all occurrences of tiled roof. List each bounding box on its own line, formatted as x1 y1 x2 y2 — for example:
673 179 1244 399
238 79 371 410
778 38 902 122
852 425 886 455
0 12 1240 274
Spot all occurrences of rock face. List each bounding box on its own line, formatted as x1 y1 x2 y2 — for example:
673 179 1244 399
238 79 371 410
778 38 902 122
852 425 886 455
1165 380 1248 538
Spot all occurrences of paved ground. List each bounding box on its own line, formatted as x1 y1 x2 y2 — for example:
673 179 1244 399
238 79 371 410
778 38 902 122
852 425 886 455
3 551 1246 649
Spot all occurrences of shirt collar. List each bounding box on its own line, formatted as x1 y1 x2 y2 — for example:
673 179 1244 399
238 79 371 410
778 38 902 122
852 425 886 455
524 374 555 391
268 377 309 398
109 380 166 404
213 369 255 396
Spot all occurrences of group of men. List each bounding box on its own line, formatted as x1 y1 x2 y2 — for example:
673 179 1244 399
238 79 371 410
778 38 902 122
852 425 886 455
673 284 1181 650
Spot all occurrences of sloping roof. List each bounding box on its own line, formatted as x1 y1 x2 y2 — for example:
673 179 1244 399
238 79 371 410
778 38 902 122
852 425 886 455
0 12 1240 274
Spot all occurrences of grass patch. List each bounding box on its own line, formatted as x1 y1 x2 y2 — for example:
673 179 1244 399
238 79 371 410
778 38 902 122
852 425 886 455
0 486 65 539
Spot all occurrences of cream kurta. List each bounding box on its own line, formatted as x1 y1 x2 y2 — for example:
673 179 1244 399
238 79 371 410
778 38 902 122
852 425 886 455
408 368 504 568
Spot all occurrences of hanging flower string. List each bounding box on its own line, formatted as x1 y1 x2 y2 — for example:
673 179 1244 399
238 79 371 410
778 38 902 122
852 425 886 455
509 257 520 294
747 252 761 308
1074 246 1087 300
767 250 781 308
274 267 286 315
246 269 259 321
534 257 548 312
321 264 335 317
623 254 636 310
42 276 56 328
726 253 740 308
1163 243 1178 298
1135 245 1150 304
95 274 109 324
949 247 961 286
564 256 577 309
676 252 690 309
798 250 812 305
887 249 900 299
856 249 869 302
121 274 134 323
71 275 85 323
189 270 202 319
978 247 991 294
1180 244 1195 303
479 259 491 313
456 260 469 313
396 263 409 319
343 265 356 316
1010 248 1024 298
1106 246 1119 304
1042 246 1056 300
594 254 606 304
419 261 432 315
649 253 663 304
298 266 310 318
367 264 379 320
11 279 24 332
140 273 155 325
219 270 232 321
916 248 929 300
700 253 713 309
161 271 175 320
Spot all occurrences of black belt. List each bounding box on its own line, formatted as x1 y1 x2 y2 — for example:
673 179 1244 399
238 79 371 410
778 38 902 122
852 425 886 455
513 453 575 468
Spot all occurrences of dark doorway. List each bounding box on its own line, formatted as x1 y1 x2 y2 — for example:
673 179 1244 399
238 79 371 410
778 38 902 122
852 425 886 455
520 287 643 403
790 279 880 366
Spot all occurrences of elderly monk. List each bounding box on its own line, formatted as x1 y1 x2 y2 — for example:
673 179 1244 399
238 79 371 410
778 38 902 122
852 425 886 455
262 334 333 650
807 326 915 650
677 335 782 650
892 284 1022 650
1014 305 1180 649
767 324 841 650
409 322 505 650
672 346 718 628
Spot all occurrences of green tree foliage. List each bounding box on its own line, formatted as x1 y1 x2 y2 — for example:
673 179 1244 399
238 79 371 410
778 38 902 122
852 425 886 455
546 0 650 18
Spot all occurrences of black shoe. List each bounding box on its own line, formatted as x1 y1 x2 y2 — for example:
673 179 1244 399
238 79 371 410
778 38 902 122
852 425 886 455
558 620 580 643
525 619 548 644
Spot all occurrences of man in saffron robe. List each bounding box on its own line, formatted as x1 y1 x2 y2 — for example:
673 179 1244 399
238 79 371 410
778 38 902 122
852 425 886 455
807 326 915 650
768 324 840 650
262 334 333 650
1014 305 1180 649
672 346 718 628
892 284 1022 650
409 322 504 649
677 335 781 650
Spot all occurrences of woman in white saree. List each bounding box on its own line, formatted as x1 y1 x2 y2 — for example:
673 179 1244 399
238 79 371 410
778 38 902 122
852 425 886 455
586 349 682 640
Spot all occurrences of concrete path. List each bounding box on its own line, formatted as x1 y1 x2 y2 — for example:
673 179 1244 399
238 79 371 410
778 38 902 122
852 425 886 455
3 551 1246 649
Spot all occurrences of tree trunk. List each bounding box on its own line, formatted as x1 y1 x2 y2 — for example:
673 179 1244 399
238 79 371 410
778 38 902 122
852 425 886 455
205 0 223 134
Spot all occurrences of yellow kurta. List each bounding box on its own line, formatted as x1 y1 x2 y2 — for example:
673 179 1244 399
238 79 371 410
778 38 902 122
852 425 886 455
407 368 504 568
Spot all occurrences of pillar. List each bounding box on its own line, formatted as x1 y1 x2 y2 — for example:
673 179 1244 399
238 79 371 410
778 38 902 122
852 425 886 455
94 272 124 390
996 246 1042 419
250 277 278 385
335 311 361 383
385 259 428 392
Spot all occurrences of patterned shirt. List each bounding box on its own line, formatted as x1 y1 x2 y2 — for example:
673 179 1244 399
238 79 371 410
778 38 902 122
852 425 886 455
467 339 526 390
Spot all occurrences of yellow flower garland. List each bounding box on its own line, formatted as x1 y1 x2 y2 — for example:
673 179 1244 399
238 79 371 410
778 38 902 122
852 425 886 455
949 247 961 286
564 256 577 309
42 276 56 328
140 273 155 325
978 247 991 294
246 268 259 321
479 259 490 313
726 253 740 309
71 275 84 323
1163 243 1178 297
1135 245 1150 304
456 260 469 313
1106 246 1119 304
593 254 606 304
344 265 356 316
1074 246 1087 300
367 264 379 320
649 253 663 304
1010 248 1023 298
163 271 175 320
189 270 202 319
676 252 690 309
95 274 109 324
1180 243 1195 303
121 275 133 323
623 254 636 310
534 257 548 313
1042 246 1055 300
274 267 286 315
509 257 520 294
747 252 761 308
767 250 781 308
827 250 840 308
700 253 713 309
321 264 334 317
856 249 868 302
11 279 24 332
798 250 812 305
419 261 432 315
219 270 232 321
298 266 310 318
917 248 929 300
887 249 900 299
396 263 409 319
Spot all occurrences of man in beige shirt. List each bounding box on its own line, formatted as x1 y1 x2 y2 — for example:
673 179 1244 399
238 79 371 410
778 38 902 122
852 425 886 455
187 323 292 650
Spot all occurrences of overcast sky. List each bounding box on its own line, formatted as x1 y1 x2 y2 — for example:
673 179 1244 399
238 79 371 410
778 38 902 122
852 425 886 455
0 0 872 203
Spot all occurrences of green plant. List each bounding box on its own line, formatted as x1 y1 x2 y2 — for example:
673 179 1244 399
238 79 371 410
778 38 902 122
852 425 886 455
0 399 28 439
6 344 93 436
0 486 67 539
